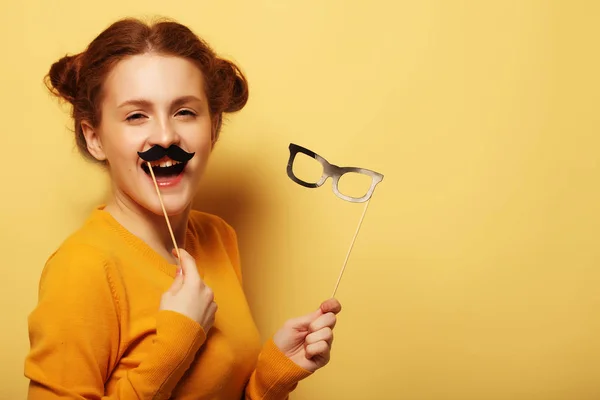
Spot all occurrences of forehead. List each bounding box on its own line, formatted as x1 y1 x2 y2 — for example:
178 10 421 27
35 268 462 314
102 53 206 106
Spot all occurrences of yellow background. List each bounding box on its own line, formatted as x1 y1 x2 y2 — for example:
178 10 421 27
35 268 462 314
2 1 599 399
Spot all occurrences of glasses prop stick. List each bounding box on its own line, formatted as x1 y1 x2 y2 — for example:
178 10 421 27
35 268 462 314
286 143 384 298
331 199 370 298
137 144 196 268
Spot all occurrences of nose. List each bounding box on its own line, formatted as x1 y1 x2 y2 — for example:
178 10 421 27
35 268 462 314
148 118 180 148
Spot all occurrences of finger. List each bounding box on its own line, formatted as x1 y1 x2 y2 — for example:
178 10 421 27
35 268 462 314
305 341 330 360
286 308 323 330
320 298 342 314
175 248 200 284
306 327 333 346
168 269 184 294
209 299 218 314
206 302 218 326
309 312 336 333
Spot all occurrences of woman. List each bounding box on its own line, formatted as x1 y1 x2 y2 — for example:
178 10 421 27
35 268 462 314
24 17 341 399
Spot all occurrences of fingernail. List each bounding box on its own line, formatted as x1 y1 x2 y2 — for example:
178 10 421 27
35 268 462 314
176 267 182 276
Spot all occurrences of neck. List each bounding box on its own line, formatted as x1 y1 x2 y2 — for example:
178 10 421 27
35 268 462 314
104 189 190 264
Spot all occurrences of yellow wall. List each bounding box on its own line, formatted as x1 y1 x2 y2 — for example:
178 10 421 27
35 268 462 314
2 1 600 399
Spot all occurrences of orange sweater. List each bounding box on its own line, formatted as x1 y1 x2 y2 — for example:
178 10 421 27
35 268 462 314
24 206 312 399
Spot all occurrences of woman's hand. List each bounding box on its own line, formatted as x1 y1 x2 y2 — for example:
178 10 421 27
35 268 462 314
159 248 218 334
273 298 342 372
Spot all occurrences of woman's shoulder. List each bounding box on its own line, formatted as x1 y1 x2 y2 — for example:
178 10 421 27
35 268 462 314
41 235 113 283
46 208 116 262
38 214 119 293
42 206 134 269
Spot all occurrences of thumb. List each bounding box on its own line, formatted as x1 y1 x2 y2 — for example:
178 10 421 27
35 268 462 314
174 248 200 284
168 268 184 294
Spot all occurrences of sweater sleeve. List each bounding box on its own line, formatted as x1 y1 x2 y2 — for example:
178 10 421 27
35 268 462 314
24 244 206 399
214 218 313 399
243 339 313 399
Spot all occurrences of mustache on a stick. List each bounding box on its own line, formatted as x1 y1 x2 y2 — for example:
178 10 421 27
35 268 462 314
137 145 195 163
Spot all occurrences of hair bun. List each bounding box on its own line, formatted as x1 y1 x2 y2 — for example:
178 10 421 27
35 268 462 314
212 58 248 114
46 53 81 104
225 64 248 113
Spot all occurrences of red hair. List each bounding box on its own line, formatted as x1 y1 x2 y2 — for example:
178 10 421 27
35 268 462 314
46 17 248 161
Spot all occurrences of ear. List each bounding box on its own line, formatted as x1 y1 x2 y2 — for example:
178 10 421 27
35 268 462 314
211 114 221 147
81 120 107 161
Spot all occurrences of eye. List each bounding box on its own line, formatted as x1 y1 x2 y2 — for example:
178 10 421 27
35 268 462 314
126 113 147 121
176 109 197 118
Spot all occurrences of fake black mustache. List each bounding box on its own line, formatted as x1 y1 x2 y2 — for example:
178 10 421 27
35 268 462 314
137 145 195 163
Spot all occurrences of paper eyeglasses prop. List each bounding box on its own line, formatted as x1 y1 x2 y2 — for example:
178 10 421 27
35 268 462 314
286 143 384 297
286 143 383 203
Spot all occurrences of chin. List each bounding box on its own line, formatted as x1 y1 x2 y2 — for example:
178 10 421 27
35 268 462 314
137 159 200 217
144 192 193 217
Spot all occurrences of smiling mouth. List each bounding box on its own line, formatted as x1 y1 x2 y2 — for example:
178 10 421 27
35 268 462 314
141 158 187 178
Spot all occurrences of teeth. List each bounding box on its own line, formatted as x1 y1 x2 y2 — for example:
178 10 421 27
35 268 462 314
149 160 182 168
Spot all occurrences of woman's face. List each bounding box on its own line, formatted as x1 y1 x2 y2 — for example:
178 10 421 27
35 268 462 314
83 53 214 216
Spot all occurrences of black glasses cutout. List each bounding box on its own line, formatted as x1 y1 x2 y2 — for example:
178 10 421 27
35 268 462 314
286 143 384 203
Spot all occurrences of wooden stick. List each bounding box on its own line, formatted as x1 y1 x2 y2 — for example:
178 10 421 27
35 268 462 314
331 199 371 298
147 162 181 265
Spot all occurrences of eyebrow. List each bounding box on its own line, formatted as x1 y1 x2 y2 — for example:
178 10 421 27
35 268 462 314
117 95 203 109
